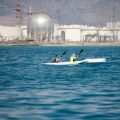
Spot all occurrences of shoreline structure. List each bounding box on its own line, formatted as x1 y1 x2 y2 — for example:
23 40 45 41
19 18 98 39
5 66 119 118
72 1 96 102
0 41 120 46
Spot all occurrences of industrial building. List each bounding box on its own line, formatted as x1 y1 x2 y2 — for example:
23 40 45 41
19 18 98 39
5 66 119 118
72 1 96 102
0 2 120 44
56 24 120 42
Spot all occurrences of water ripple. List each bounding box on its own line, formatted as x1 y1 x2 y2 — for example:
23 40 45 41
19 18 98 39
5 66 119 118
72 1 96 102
0 46 120 120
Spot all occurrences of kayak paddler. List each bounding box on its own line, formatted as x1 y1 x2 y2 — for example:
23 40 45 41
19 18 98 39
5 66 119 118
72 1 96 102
70 54 78 62
52 54 61 63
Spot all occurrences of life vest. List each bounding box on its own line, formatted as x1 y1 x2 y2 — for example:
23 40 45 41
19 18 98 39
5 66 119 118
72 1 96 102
70 56 75 62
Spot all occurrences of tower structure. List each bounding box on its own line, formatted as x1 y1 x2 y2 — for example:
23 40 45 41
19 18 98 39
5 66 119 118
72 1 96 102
15 2 21 26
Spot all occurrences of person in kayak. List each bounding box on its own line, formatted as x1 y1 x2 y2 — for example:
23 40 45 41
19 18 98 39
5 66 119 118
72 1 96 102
70 54 78 62
52 54 61 63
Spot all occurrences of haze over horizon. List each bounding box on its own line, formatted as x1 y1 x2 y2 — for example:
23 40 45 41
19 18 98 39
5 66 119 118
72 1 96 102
0 0 120 27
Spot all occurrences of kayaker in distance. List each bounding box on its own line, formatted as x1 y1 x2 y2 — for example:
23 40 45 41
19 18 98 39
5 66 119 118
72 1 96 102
52 55 61 63
70 54 78 62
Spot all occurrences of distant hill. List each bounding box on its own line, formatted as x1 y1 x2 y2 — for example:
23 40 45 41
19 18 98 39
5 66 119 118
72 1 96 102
0 0 120 26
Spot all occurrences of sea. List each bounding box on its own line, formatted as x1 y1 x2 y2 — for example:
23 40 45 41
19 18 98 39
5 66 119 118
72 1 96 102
0 46 120 120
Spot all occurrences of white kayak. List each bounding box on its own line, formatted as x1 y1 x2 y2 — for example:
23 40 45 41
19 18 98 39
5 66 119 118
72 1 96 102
84 58 106 63
42 58 106 66
43 60 84 65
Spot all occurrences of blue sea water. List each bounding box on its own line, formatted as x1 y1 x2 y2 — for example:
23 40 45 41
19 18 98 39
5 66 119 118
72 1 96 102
0 46 120 120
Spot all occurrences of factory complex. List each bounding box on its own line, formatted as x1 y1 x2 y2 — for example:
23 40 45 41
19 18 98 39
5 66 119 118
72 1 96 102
0 3 120 46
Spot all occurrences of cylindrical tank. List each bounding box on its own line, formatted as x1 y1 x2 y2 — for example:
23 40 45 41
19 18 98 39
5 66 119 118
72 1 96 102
28 10 54 41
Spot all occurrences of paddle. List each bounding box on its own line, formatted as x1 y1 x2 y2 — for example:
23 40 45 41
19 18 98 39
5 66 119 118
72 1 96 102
60 51 67 58
75 49 83 60
78 49 84 55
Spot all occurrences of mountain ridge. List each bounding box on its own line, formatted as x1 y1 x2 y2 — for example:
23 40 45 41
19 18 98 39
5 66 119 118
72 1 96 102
0 0 120 26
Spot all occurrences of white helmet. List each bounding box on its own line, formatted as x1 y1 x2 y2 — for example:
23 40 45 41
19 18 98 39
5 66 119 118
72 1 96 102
72 54 75 56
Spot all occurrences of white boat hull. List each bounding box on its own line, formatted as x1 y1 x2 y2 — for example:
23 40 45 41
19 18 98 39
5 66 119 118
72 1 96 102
42 58 106 66
84 58 106 63
43 60 84 65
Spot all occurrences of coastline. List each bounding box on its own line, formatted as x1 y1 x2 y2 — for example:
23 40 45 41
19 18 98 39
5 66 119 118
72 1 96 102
0 41 120 46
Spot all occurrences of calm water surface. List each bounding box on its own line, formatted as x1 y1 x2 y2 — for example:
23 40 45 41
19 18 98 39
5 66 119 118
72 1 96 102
0 46 120 120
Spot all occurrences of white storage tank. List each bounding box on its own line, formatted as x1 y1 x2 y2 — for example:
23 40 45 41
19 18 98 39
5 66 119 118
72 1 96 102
28 10 54 41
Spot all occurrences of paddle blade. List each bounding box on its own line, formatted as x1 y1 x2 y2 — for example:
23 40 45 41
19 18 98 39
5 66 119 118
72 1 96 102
79 49 84 54
62 51 66 55
60 51 67 58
